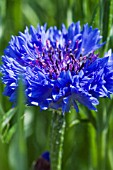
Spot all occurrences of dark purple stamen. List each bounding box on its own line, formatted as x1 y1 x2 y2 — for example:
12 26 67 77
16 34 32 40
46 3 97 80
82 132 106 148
32 40 98 79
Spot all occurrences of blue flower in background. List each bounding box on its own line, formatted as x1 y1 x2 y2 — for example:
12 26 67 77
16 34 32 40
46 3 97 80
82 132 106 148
1 22 113 113
33 151 50 170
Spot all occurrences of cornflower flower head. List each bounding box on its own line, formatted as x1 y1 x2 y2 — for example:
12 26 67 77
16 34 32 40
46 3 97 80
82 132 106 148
1 22 113 113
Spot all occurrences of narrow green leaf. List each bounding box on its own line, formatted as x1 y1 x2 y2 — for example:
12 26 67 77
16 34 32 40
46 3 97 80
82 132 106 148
9 78 28 170
22 3 39 26
1 108 16 129
103 0 113 52
0 108 16 143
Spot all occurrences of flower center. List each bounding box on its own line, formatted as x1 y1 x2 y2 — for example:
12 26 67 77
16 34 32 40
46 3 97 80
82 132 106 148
30 40 98 79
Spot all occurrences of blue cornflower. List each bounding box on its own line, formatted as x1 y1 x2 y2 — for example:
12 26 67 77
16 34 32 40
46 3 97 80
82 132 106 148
33 152 50 170
1 22 113 113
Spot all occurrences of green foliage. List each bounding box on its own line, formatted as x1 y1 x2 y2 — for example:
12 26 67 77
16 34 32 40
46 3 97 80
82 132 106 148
0 108 16 143
0 0 113 170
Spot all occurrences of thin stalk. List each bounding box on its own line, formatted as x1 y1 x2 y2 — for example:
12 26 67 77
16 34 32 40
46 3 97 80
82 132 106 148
88 124 97 170
96 100 108 170
50 111 66 170
96 129 107 170
107 111 113 169
103 0 113 53
99 0 104 32
66 0 73 26
10 78 28 170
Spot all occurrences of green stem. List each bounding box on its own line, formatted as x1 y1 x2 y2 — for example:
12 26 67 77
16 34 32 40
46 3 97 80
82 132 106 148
89 119 107 170
50 111 66 170
88 123 97 170
99 0 104 32
107 112 113 169
96 129 107 170
66 0 73 26
96 102 108 170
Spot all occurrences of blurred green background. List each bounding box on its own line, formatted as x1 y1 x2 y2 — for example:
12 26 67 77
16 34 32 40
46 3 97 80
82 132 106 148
0 0 113 170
